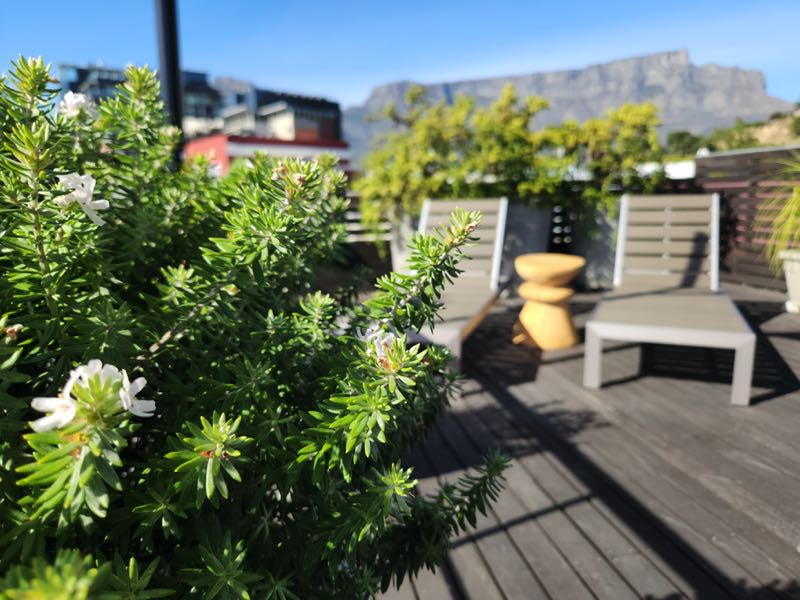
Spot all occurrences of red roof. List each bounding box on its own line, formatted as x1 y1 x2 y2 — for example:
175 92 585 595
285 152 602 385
226 134 348 149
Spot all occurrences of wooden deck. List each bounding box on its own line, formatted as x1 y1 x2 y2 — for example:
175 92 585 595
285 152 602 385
383 283 800 600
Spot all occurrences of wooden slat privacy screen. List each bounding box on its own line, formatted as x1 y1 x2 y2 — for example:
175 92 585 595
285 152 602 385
343 194 392 243
696 145 800 292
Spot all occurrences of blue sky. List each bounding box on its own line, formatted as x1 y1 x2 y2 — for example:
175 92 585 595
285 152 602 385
1 0 797 107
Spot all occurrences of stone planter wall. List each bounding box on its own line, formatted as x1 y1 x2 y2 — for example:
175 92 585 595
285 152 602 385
570 209 617 290
500 203 552 287
389 216 417 274
780 249 800 313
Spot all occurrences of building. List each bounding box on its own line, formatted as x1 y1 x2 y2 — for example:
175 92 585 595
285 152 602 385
213 78 341 142
183 134 350 176
180 71 223 138
186 77 347 174
58 63 127 102
59 64 348 172
58 63 222 138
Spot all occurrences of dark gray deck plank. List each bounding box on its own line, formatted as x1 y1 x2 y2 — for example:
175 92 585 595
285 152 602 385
438 400 597 600
450 388 646 598
398 445 463 599
514 358 795 596
414 434 507 600
543 294 800 559
379 580 417 600
389 281 800 599
566 346 800 569
441 541 504 600
408 447 477 600
468 285 800 592
454 385 686 600
424 425 550 599
473 368 780 599
483 463 597 600
409 566 454 600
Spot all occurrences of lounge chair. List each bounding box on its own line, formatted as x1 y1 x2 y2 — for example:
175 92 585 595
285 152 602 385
583 193 756 405
416 198 509 361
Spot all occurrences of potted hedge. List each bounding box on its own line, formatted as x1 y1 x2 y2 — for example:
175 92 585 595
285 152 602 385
538 102 665 289
355 84 555 277
764 157 800 313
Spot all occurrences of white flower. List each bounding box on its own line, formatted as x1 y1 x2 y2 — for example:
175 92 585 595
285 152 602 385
74 359 123 390
62 359 124 401
29 363 93 432
58 91 95 118
28 360 147 432
30 396 77 432
119 370 156 418
56 173 110 225
357 324 397 362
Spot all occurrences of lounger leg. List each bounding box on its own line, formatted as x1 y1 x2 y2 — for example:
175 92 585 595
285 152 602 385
731 334 755 406
583 323 602 389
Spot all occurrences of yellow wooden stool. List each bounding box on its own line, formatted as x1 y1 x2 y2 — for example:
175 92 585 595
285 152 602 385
512 253 586 350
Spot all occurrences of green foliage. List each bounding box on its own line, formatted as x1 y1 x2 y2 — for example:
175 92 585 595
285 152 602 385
165 413 252 508
707 117 759 151
665 129 706 156
107 555 173 599
355 84 563 227
563 101 664 211
0 57 508 598
356 84 664 226
467 86 555 200
763 156 800 271
791 115 800 137
0 549 105 600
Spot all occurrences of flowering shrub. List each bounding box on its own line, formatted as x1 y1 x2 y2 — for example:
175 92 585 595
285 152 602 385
0 57 507 598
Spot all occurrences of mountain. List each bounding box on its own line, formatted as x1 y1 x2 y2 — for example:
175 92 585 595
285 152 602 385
342 50 792 165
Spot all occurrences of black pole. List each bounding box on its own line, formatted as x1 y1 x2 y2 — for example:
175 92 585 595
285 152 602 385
155 0 183 162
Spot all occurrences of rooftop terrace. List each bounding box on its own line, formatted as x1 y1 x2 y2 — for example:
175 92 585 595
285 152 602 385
384 283 800 599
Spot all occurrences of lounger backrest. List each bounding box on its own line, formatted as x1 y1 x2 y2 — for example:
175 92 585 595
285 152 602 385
613 194 720 291
418 198 509 292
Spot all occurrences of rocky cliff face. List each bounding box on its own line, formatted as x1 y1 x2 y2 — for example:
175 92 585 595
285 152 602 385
343 50 791 164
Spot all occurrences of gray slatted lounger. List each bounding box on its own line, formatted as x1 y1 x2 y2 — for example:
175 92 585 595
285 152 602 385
417 198 509 361
583 193 756 406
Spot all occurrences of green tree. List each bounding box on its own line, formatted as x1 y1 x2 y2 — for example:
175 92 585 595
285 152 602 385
545 101 664 212
357 84 475 227
357 87 664 226
665 129 706 156
466 85 557 199
0 57 508 599
355 84 557 227
708 118 758 151
582 102 663 201
790 115 800 137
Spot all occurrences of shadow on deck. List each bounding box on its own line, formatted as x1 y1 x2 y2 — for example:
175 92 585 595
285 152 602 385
384 284 800 600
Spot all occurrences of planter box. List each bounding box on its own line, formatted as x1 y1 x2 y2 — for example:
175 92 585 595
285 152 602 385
500 203 552 285
389 216 417 274
780 249 800 313
571 208 617 290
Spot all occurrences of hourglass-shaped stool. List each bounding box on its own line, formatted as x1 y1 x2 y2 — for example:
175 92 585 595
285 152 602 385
512 253 586 350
